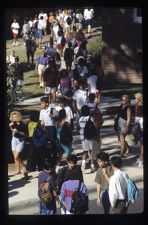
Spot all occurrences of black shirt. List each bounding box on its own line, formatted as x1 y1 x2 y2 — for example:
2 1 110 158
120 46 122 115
118 105 130 120
11 122 27 138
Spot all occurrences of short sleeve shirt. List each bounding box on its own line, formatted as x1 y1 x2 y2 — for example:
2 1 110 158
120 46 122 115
94 166 113 190
72 89 87 110
39 107 54 126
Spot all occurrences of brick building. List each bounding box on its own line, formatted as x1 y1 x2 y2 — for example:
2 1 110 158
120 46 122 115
101 7 142 83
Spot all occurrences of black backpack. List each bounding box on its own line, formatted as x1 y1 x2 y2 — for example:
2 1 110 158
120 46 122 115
60 123 73 146
84 116 97 140
66 16 72 25
70 181 89 214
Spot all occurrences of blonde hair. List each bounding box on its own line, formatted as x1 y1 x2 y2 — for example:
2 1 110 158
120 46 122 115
9 111 22 122
135 93 143 106
121 94 130 106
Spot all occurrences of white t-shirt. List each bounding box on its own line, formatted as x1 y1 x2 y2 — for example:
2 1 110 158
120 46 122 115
84 9 94 20
87 102 101 113
55 105 73 124
87 75 98 94
38 19 46 30
11 22 20 34
39 106 54 126
72 89 87 110
38 13 48 22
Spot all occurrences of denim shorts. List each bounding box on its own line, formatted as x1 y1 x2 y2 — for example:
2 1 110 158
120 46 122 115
11 136 25 152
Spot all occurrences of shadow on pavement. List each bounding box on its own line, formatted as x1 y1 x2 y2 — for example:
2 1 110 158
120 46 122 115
8 177 31 192
9 191 19 198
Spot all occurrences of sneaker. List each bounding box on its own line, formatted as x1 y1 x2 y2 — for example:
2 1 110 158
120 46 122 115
138 161 143 167
23 170 28 178
15 42 18 46
12 42 15 46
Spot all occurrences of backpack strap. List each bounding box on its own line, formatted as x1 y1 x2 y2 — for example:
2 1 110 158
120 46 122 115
78 180 82 191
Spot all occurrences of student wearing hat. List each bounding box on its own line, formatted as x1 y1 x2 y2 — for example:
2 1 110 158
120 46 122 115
39 97 58 163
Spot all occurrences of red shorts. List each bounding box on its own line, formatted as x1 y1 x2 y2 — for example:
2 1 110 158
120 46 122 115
12 32 18 39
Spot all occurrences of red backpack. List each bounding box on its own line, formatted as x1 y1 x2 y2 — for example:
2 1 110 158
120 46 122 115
92 105 103 129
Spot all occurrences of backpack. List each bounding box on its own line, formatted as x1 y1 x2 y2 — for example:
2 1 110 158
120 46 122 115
32 126 48 148
60 123 73 146
70 181 89 214
66 16 72 25
127 179 139 204
92 105 103 129
84 116 97 140
38 175 54 205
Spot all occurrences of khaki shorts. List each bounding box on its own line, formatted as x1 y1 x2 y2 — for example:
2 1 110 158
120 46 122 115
91 139 102 160
38 64 46 75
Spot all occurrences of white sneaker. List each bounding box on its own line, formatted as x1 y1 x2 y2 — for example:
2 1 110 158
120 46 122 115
12 42 15 46
138 161 143 167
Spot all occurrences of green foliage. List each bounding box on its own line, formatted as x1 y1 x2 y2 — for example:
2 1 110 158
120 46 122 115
87 36 102 64
7 85 20 108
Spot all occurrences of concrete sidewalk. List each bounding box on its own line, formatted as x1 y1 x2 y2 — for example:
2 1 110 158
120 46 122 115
8 96 144 215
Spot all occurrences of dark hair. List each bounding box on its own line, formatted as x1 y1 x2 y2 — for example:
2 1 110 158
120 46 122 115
110 156 122 169
88 93 96 102
58 109 66 121
96 152 109 162
78 80 85 86
58 97 65 104
30 111 39 122
67 154 77 164
42 158 55 171
81 105 90 116
68 42 72 48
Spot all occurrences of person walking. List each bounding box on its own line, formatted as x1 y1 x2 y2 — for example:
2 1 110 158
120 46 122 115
9 111 28 177
94 152 113 214
38 159 60 215
109 156 129 214
114 95 131 158
11 18 20 46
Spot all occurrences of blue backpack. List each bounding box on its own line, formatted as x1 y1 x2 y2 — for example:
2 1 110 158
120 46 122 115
127 179 139 203
32 126 48 148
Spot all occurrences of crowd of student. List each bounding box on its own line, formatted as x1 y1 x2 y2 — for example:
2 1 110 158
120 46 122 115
7 8 143 215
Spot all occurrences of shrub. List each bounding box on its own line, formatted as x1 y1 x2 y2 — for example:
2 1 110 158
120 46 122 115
87 36 102 65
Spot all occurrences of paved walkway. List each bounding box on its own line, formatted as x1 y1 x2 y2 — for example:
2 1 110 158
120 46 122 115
7 28 143 215
8 95 144 215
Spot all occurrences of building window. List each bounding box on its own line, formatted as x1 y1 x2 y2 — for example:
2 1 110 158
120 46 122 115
134 8 142 24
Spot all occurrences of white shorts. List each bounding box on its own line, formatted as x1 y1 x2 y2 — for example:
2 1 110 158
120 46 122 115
38 64 46 75
45 87 57 94
82 139 93 151
11 136 25 152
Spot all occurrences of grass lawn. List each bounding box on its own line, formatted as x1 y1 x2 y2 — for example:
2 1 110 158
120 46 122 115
101 83 143 99
6 36 143 118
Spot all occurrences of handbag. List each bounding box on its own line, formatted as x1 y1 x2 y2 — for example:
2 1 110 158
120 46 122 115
114 117 119 131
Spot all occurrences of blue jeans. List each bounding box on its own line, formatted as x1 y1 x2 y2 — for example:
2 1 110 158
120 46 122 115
100 189 110 214
39 202 56 215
